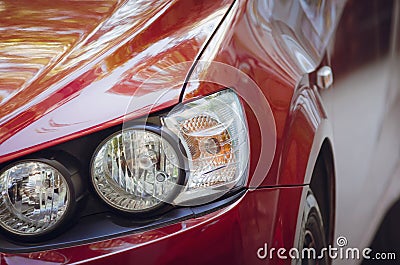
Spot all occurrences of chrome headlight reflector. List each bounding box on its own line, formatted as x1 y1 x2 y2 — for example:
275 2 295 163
91 127 183 213
0 161 71 237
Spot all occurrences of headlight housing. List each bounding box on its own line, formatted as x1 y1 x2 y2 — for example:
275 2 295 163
91 89 249 213
0 160 72 238
163 89 249 205
0 90 248 245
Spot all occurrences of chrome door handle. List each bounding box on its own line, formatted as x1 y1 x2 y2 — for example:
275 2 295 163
317 66 333 90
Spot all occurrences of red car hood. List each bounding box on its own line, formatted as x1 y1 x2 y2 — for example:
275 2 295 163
0 0 233 163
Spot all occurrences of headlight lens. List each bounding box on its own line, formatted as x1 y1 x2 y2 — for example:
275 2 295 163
163 89 249 205
91 129 183 213
0 161 70 236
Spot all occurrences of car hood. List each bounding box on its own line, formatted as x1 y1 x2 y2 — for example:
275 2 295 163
0 0 233 163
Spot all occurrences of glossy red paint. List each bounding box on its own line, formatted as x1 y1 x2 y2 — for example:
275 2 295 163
1 187 303 265
181 0 334 187
0 0 233 163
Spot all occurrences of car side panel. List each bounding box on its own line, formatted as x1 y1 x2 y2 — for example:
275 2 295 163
181 0 337 187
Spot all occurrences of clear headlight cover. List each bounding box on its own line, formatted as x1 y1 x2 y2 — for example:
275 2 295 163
91 129 183 213
163 89 249 205
0 161 70 236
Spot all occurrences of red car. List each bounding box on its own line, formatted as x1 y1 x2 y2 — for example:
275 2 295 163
0 0 399 264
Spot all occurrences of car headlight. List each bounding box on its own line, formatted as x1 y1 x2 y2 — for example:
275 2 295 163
91 89 249 213
91 127 185 214
0 160 71 238
163 89 249 205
